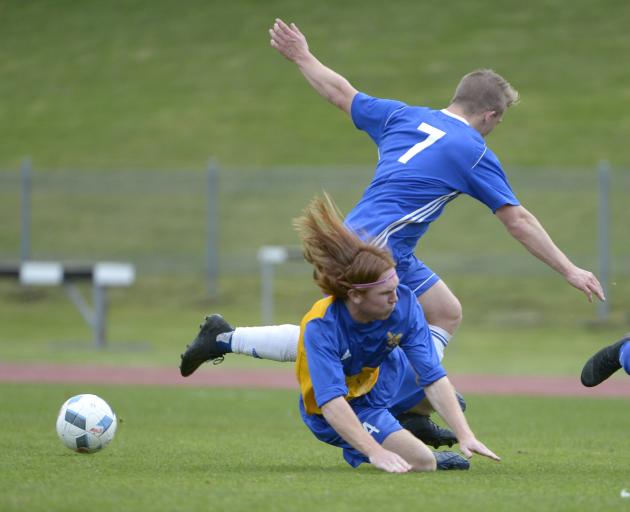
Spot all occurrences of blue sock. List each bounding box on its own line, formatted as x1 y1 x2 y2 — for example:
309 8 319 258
215 331 233 354
619 341 630 375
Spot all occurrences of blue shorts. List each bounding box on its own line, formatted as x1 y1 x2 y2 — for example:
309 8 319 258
395 253 440 297
300 349 426 468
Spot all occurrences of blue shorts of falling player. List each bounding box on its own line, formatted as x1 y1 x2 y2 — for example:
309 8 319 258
300 347 427 468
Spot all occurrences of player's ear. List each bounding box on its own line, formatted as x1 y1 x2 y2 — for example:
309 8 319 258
484 110 498 122
347 288 363 305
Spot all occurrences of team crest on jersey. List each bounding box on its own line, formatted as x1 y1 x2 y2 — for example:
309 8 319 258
386 331 402 348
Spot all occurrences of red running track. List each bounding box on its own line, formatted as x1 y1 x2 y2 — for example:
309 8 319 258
1 363 629 397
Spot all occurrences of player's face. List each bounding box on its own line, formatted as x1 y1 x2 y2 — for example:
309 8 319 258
350 269 400 322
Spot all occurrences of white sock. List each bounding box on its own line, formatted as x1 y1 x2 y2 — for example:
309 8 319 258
230 325 300 362
429 324 452 362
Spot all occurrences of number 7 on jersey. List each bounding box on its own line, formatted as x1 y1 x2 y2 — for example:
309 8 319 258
398 122 446 164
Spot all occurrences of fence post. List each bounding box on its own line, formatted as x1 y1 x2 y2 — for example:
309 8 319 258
597 160 610 321
207 160 219 299
20 157 32 262
92 284 107 349
260 258 274 325
257 246 290 324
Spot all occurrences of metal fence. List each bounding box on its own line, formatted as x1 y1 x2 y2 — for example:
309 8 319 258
2 161 628 317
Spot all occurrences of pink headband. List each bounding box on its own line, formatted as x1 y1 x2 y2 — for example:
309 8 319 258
351 268 397 290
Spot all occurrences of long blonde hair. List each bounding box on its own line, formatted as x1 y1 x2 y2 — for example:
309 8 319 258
293 193 395 299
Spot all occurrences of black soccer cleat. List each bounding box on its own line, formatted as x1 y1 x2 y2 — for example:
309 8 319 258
581 335 630 387
397 413 458 449
179 314 234 377
434 451 470 470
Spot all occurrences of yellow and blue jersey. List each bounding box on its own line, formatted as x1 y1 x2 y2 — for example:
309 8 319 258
345 92 520 258
296 284 446 415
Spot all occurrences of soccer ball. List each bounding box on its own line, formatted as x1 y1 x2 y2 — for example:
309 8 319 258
56 394 117 453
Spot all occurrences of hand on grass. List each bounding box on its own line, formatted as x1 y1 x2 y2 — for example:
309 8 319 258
459 437 501 462
369 448 412 473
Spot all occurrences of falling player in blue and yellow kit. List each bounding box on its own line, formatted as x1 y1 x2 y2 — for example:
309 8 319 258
292 193 499 472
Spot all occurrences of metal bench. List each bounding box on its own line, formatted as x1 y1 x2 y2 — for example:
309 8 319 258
0 261 135 348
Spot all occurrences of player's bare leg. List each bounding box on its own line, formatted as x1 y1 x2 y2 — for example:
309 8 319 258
418 280 462 331
382 429 469 471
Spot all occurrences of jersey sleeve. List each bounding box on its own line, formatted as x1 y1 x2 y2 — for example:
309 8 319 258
398 288 447 386
303 320 349 409
351 92 407 144
464 148 520 212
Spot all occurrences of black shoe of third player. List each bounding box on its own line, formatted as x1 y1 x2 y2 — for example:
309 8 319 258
179 314 234 377
434 451 470 470
397 413 458 449
581 335 630 387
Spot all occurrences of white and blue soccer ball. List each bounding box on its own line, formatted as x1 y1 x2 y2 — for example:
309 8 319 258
56 394 117 453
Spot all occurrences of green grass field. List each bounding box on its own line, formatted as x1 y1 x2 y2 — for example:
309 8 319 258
1 1 630 510
2 383 629 512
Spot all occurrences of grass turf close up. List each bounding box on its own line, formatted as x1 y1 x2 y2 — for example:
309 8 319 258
1 383 629 512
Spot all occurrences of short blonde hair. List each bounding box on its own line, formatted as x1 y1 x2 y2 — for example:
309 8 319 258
451 69 519 115
293 193 395 299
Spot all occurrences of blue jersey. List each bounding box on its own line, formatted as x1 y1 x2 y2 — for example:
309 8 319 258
345 92 520 258
296 284 446 415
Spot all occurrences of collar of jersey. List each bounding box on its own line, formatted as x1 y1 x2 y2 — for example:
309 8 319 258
440 108 470 125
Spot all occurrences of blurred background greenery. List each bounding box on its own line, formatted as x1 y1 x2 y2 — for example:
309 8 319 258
0 0 628 375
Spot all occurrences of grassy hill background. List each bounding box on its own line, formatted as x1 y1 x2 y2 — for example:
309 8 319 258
2 0 630 169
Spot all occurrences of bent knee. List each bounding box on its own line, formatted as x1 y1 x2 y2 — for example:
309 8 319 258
442 296 462 322
426 299 463 333
411 458 437 472
419 282 463 333
449 298 463 328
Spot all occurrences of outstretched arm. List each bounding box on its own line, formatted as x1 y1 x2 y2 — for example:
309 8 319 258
496 204 605 302
424 377 500 461
269 18 358 115
321 397 411 473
